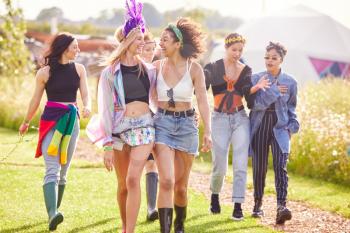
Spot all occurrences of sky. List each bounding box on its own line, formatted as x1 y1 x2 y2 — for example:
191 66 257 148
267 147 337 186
4 0 350 28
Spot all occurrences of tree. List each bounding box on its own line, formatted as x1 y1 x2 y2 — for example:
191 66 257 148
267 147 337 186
143 3 164 27
36 7 64 22
0 0 30 77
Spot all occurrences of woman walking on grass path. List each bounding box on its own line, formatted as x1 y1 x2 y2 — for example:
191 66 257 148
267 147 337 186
86 1 157 232
140 31 160 222
204 33 270 221
153 17 212 233
250 42 299 225
18 32 91 231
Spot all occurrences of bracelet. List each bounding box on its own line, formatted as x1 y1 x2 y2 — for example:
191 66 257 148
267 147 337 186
23 120 30 125
103 146 113 151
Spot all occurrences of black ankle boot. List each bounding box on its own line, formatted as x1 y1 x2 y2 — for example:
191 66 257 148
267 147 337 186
276 204 292 224
174 205 186 233
252 199 264 218
210 194 221 214
232 203 244 221
158 208 173 233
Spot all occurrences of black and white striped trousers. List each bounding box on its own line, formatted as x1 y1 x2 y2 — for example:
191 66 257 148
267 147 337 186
251 110 289 206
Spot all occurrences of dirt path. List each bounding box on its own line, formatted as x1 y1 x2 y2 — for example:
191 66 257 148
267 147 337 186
76 137 350 233
189 171 350 233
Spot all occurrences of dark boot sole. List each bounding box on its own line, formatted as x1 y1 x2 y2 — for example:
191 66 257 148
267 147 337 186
276 211 292 224
175 225 184 233
175 229 184 233
251 211 264 218
231 216 244 221
49 213 64 231
208 207 221 214
147 210 159 221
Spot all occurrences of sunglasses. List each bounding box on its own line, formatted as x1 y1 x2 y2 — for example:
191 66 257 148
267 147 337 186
167 88 175 108
264 56 279 61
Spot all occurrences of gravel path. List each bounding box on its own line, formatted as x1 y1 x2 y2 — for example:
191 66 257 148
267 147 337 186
189 171 350 233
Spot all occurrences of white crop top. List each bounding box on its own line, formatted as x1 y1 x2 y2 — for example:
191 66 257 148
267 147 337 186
157 59 193 102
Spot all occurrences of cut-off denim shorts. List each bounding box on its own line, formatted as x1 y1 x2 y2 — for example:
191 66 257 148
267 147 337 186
154 110 199 156
112 112 154 151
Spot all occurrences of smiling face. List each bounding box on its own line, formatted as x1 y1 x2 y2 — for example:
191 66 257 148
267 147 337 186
127 31 145 55
264 48 283 73
63 39 80 60
159 30 180 58
225 42 244 62
141 40 156 63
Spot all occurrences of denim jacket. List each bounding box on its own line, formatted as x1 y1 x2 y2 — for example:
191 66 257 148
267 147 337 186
250 70 300 154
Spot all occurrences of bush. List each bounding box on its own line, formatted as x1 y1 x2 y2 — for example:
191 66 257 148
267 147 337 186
289 79 350 185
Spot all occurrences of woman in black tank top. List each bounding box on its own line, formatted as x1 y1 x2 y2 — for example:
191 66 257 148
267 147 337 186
19 33 91 231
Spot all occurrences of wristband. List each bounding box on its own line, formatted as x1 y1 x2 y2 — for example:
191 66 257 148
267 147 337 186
103 145 113 151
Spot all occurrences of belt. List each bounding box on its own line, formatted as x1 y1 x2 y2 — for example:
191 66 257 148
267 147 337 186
214 105 244 114
157 108 195 117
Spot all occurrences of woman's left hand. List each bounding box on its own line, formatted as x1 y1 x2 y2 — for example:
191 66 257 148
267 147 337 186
201 131 212 152
82 107 91 118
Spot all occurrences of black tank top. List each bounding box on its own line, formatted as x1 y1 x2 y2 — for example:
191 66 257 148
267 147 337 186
121 64 150 105
45 62 80 102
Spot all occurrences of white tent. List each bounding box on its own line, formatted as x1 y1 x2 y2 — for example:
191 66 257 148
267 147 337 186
209 5 350 85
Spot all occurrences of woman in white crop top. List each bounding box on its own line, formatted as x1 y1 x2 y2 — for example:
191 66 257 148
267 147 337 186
152 18 212 233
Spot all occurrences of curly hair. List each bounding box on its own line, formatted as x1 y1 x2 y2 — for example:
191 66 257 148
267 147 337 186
266 41 287 59
166 17 206 59
224 33 246 48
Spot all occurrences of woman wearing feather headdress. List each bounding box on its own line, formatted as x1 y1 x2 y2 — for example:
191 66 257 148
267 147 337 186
86 0 157 232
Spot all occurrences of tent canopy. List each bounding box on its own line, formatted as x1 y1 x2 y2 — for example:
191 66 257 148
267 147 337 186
209 5 350 84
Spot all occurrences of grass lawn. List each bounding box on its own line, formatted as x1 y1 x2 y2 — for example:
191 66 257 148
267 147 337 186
0 128 275 233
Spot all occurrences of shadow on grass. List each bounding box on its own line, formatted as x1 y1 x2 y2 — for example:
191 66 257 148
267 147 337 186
142 214 267 233
67 217 115 233
187 217 266 233
1 221 46 233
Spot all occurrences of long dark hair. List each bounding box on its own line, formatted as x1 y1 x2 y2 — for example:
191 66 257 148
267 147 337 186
43 33 75 75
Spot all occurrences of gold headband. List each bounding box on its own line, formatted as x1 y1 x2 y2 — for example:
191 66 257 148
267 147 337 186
225 36 245 45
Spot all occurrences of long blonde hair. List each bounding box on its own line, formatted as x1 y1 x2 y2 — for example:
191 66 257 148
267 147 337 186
101 27 145 77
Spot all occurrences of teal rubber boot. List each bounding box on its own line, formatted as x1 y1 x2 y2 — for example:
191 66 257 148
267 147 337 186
57 184 65 209
43 182 64 231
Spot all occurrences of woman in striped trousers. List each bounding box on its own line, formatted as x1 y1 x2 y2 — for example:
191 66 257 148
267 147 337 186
250 42 299 225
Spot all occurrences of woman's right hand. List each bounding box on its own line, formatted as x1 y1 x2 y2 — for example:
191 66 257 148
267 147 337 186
103 150 114 172
19 122 29 136
257 74 271 91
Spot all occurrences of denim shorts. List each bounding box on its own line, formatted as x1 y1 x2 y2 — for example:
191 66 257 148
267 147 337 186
154 111 199 156
112 113 154 150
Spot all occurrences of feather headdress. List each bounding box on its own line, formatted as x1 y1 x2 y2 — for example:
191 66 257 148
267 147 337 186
122 0 146 37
